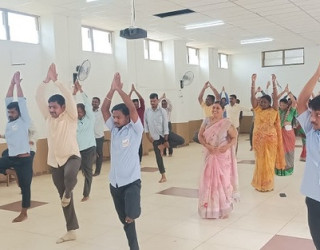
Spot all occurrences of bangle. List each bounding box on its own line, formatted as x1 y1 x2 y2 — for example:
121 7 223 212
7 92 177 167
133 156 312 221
105 97 111 101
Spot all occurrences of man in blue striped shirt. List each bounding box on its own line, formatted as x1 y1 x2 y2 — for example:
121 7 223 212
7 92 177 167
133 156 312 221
297 62 320 250
101 72 143 250
0 71 32 223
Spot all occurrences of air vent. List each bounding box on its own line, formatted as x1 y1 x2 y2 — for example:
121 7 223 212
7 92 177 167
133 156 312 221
154 9 195 18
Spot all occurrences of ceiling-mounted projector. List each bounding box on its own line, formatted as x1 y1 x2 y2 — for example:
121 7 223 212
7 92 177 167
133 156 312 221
120 27 147 39
120 0 147 40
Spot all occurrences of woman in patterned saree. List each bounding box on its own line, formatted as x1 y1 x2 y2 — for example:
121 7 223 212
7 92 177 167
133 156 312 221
198 101 239 219
276 88 297 176
251 74 286 192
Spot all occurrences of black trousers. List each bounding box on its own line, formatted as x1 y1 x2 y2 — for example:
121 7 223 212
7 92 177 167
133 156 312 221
163 122 185 156
94 136 104 175
152 137 166 174
0 152 33 208
306 197 320 250
80 146 95 197
110 179 141 250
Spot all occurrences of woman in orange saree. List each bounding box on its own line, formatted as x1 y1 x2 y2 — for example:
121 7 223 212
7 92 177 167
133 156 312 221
198 101 239 219
251 74 286 192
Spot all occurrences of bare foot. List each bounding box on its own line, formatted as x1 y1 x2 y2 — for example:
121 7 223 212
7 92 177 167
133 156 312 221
12 212 27 223
221 215 229 219
81 196 89 202
159 176 167 183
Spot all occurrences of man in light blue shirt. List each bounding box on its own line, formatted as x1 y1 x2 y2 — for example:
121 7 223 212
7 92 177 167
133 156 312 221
0 71 32 223
297 62 320 250
101 72 143 250
73 81 96 202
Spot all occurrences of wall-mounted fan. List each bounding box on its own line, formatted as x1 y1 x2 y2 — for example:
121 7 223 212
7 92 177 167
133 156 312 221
180 71 194 88
73 59 91 83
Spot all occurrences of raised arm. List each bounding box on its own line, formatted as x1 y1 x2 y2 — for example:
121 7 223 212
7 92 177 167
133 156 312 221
251 74 258 108
75 81 95 120
277 84 289 99
113 74 139 123
198 82 208 104
208 82 221 101
6 72 18 97
271 74 279 110
288 91 297 109
36 63 58 119
101 79 115 122
297 62 320 114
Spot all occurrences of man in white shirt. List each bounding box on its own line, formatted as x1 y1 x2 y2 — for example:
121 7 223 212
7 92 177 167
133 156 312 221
92 97 105 176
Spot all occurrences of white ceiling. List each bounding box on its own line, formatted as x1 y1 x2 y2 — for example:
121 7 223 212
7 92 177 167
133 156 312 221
1 0 320 54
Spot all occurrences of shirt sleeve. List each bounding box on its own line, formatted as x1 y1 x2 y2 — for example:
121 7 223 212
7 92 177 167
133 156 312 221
162 108 169 135
144 110 149 133
166 98 173 112
131 117 143 135
105 116 115 130
139 98 145 112
297 110 313 134
35 83 50 119
81 92 95 121
55 81 77 120
17 97 31 126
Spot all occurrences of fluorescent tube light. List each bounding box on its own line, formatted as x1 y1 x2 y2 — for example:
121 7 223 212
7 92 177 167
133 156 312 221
185 20 224 30
240 37 273 45
86 0 98 2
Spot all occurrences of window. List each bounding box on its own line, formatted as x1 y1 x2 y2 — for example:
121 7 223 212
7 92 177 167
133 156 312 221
262 48 304 67
0 11 6 40
187 47 199 65
218 53 229 69
0 9 39 44
81 26 112 54
144 39 162 61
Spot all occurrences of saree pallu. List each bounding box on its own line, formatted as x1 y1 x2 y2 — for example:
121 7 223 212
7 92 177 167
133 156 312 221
275 127 295 176
198 119 238 219
252 107 285 192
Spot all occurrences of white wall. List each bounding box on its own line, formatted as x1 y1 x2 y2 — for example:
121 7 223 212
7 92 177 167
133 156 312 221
6 12 320 138
231 46 320 110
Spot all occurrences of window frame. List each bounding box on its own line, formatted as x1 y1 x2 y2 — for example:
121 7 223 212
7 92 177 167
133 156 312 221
218 53 229 69
187 46 199 65
81 26 112 54
144 39 163 61
0 8 40 44
262 48 304 67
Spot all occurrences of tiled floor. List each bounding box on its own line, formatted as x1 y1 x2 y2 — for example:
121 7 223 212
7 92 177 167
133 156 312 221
0 135 315 250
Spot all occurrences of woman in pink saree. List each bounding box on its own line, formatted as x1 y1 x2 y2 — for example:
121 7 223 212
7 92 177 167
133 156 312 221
198 101 239 219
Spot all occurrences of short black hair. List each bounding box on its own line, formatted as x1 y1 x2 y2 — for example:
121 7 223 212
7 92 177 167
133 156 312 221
149 93 158 99
261 94 272 104
48 94 65 106
280 98 288 104
112 103 129 116
309 95 320 111
77 103 86 114
230 94 237 99
92 97 100 103
207 94 215 102
132 99 139 103
236 99 240 104
7 102 20 116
